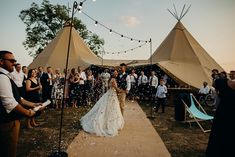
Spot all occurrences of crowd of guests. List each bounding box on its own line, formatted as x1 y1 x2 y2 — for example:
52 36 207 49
9 63 175 115
0 51 45 157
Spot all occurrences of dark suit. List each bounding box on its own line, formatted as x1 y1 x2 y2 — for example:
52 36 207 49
40 73 52 102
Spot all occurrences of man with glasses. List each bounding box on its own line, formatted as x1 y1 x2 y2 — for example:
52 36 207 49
0 50 38 157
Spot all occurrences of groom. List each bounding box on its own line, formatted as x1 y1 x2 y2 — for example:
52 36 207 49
116 63 131 115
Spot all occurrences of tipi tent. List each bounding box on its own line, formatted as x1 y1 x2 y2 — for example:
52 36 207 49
29 24 101 70
29 23 132 70
131 7 224 89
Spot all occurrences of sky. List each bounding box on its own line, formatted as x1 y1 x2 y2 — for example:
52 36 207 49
0 0 235 72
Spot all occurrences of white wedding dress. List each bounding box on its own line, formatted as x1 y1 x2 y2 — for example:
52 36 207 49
80 78 124 137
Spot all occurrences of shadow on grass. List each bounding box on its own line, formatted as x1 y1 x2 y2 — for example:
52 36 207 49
17 106 90 157
138 100 210 157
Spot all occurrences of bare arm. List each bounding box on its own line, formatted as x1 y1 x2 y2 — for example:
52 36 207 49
26 80 41 92
13 104 35 117
20 98 37 108
110 78 121 92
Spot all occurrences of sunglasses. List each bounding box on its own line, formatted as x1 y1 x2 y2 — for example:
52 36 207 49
1 58 17 63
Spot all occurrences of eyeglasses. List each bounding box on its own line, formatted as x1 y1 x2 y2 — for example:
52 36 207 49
1 58 17 63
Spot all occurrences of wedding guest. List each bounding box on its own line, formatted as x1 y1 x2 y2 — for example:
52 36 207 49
219 71 227 79
63 69 70 107
211 69 220 86
93 73 103 102
228 71 235 89
21 66 28 98
51 69 64 109
69 69 80 108
25 69 42 128
155 79 168 113
128 69 138 102
22 66 28 81
0 50 37 157
77 66 87 105
86 70 95 104
40 66 54 102
197 81 210 100
138 70 148 100
101 68 111 94
149 71 158 102
206 70 235 157
163 73 168 85
37 66 44 79
10 63 25 97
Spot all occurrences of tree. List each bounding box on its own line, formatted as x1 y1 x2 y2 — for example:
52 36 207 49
19 0 104 58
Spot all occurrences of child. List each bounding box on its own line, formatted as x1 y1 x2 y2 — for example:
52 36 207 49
155 79 168 113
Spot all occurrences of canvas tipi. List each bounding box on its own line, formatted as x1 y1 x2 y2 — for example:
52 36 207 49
28 23 103 70
132 5 224 88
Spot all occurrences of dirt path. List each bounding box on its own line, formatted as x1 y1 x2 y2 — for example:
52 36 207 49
67 101 171 157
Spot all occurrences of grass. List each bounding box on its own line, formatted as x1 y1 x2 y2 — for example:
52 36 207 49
138 100 213 157
16 100 213 157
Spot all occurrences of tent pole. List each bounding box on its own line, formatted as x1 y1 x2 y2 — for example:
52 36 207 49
50 1 77 157
102 49 104 67
150 38 153 66
147 38 156 119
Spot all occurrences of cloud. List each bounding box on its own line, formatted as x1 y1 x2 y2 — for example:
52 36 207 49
120 16 141 27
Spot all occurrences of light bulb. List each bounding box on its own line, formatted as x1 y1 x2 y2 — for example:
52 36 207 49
78 2 83 9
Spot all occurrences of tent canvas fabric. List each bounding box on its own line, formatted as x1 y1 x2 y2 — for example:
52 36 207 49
29 21 224 89
28 25 132 70
29 25 100 70
130 21 224 89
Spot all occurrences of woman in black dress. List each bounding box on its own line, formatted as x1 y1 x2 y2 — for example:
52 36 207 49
206 74 235 156
25 69 42 128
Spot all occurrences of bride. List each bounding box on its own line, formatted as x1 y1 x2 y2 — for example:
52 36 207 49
80 70 124 137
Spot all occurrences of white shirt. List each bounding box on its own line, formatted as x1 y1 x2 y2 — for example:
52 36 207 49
138 75 148 86
48 73 53 85
0 67 19 113
10 70 24 87
130 74 138 83
156 85 167 98
149 75 158 88
199 86 210 94
163 74 168 85
79 71 87 85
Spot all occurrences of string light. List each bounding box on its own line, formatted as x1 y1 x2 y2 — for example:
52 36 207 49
74 0 151 56
81 11 149 43
104 42 147 55
78 2 83 9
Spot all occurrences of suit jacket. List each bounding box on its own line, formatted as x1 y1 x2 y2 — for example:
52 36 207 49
40 72 50 87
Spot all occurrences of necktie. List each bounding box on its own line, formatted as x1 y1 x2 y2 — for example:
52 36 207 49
141 76 143 84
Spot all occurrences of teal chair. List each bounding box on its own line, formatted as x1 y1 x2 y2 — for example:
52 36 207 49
181 93 213 133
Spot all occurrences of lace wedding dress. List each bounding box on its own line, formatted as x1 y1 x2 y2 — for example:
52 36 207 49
80 78 124 137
